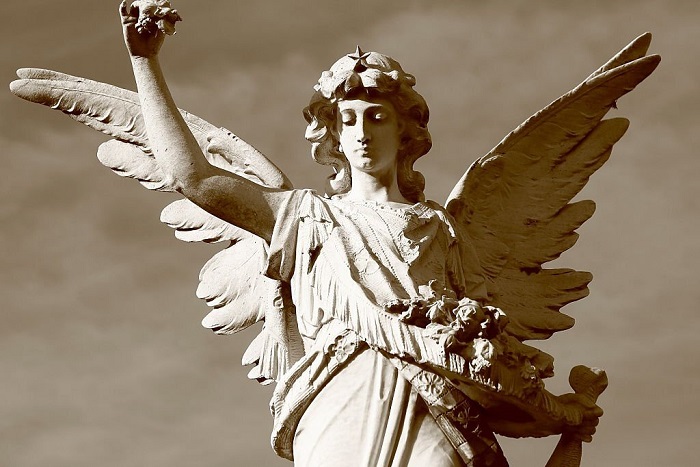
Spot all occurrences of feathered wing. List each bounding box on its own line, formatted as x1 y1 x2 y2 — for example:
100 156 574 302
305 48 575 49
160 198 304 384
10 69 302 384
445 33 660 345
10 68 291 188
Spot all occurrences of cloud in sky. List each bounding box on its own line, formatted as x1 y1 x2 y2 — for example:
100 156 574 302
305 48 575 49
2 1 699 466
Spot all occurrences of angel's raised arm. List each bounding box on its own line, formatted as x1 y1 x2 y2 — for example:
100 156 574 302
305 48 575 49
120 1 284 243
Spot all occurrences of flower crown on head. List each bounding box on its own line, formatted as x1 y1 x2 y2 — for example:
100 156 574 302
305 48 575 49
313 46 417 101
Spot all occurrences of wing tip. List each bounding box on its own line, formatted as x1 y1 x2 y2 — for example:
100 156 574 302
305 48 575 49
639 53 662 71
15 67 36 79
628 32 653 57
16 67 41 79
15 67 83 82
8 69 45 96
506 311 576 340
574 199 597 219
588 32 657 81
8 78 24 96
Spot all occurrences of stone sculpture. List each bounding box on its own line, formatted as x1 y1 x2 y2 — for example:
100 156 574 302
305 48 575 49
10 1 660 465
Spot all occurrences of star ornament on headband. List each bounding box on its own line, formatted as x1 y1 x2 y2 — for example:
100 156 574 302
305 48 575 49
312 47 418 100
347 46 371 72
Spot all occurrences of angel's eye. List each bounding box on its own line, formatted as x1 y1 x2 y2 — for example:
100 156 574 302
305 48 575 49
340 112 356 126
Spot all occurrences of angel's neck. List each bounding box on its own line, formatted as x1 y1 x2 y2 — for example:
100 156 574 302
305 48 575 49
346 169 409 205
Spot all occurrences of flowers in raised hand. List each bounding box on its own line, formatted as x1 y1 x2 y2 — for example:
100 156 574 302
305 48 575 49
130 0 182 36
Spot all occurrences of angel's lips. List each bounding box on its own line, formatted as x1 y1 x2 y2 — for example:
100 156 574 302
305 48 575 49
352 146 371 156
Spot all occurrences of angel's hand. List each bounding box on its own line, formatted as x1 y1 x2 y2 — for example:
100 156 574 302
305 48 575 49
556 392 603 443
119 1 181 59
483 394 601 440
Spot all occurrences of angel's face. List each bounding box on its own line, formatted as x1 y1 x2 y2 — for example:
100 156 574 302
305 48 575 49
336 96 402 177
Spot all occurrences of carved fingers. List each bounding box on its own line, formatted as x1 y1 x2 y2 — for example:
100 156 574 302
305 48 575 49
119 1 180 58
119 1 135 25
557 392 604 443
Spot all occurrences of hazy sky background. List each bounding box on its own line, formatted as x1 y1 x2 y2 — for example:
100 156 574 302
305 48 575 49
2 1 698 466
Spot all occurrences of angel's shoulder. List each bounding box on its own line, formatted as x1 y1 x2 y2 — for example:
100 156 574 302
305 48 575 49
422 199 464 238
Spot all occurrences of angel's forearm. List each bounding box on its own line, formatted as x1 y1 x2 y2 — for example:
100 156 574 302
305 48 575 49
128 55 279 242
130 55 207 187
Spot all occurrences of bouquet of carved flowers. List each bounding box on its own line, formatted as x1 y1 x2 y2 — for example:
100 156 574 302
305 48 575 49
386 281 508 363
385 281 543 394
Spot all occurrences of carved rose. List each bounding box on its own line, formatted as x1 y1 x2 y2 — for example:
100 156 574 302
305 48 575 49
328 334 358 364
130 0 182 36
386 282 509 361
468 338 497 373
386 280 461 327
413 371 446 398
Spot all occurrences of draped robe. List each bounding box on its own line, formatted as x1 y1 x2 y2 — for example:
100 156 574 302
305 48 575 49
265 190 506 466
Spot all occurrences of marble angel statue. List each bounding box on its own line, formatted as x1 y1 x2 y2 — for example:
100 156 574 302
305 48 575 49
10 1 660 465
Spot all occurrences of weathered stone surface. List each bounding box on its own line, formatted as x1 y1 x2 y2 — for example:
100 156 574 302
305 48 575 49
10 2 659 465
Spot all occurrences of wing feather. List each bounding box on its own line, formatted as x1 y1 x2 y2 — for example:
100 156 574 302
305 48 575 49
97 139 174 192
492 268 590 340
446 34 660 342
10 68 292 189
11 68 302 383
585 31 653 80
160 198 248 243
12 68 149 148
196 239 268 332
160 194 303 382
515 200 595 268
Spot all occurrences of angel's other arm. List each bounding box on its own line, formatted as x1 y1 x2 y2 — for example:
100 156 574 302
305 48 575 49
120 1 283 243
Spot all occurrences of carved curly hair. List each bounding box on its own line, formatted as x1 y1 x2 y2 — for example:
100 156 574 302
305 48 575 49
303 50 432 202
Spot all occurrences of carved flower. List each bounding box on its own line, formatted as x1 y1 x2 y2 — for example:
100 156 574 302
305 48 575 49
329 334 358 364
519 361 544 390
426 294 459 326
452 298 484 339
450 402 482 434
413 372 446 399
314 50 417 100
397 302 430 327
481 305 509 338
468 338 497 373
131 0 182 35
416 281 439 301
426 321 470 352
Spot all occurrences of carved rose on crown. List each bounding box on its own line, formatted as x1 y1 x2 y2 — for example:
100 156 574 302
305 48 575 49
313 47 417 101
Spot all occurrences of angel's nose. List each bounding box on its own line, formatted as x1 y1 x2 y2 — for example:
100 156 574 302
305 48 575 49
356 120 371 143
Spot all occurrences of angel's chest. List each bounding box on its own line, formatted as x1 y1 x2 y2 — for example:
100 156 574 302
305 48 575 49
330 202 452 279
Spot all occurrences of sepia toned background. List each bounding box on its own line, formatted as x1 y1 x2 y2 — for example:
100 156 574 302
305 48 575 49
2 1 698 465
